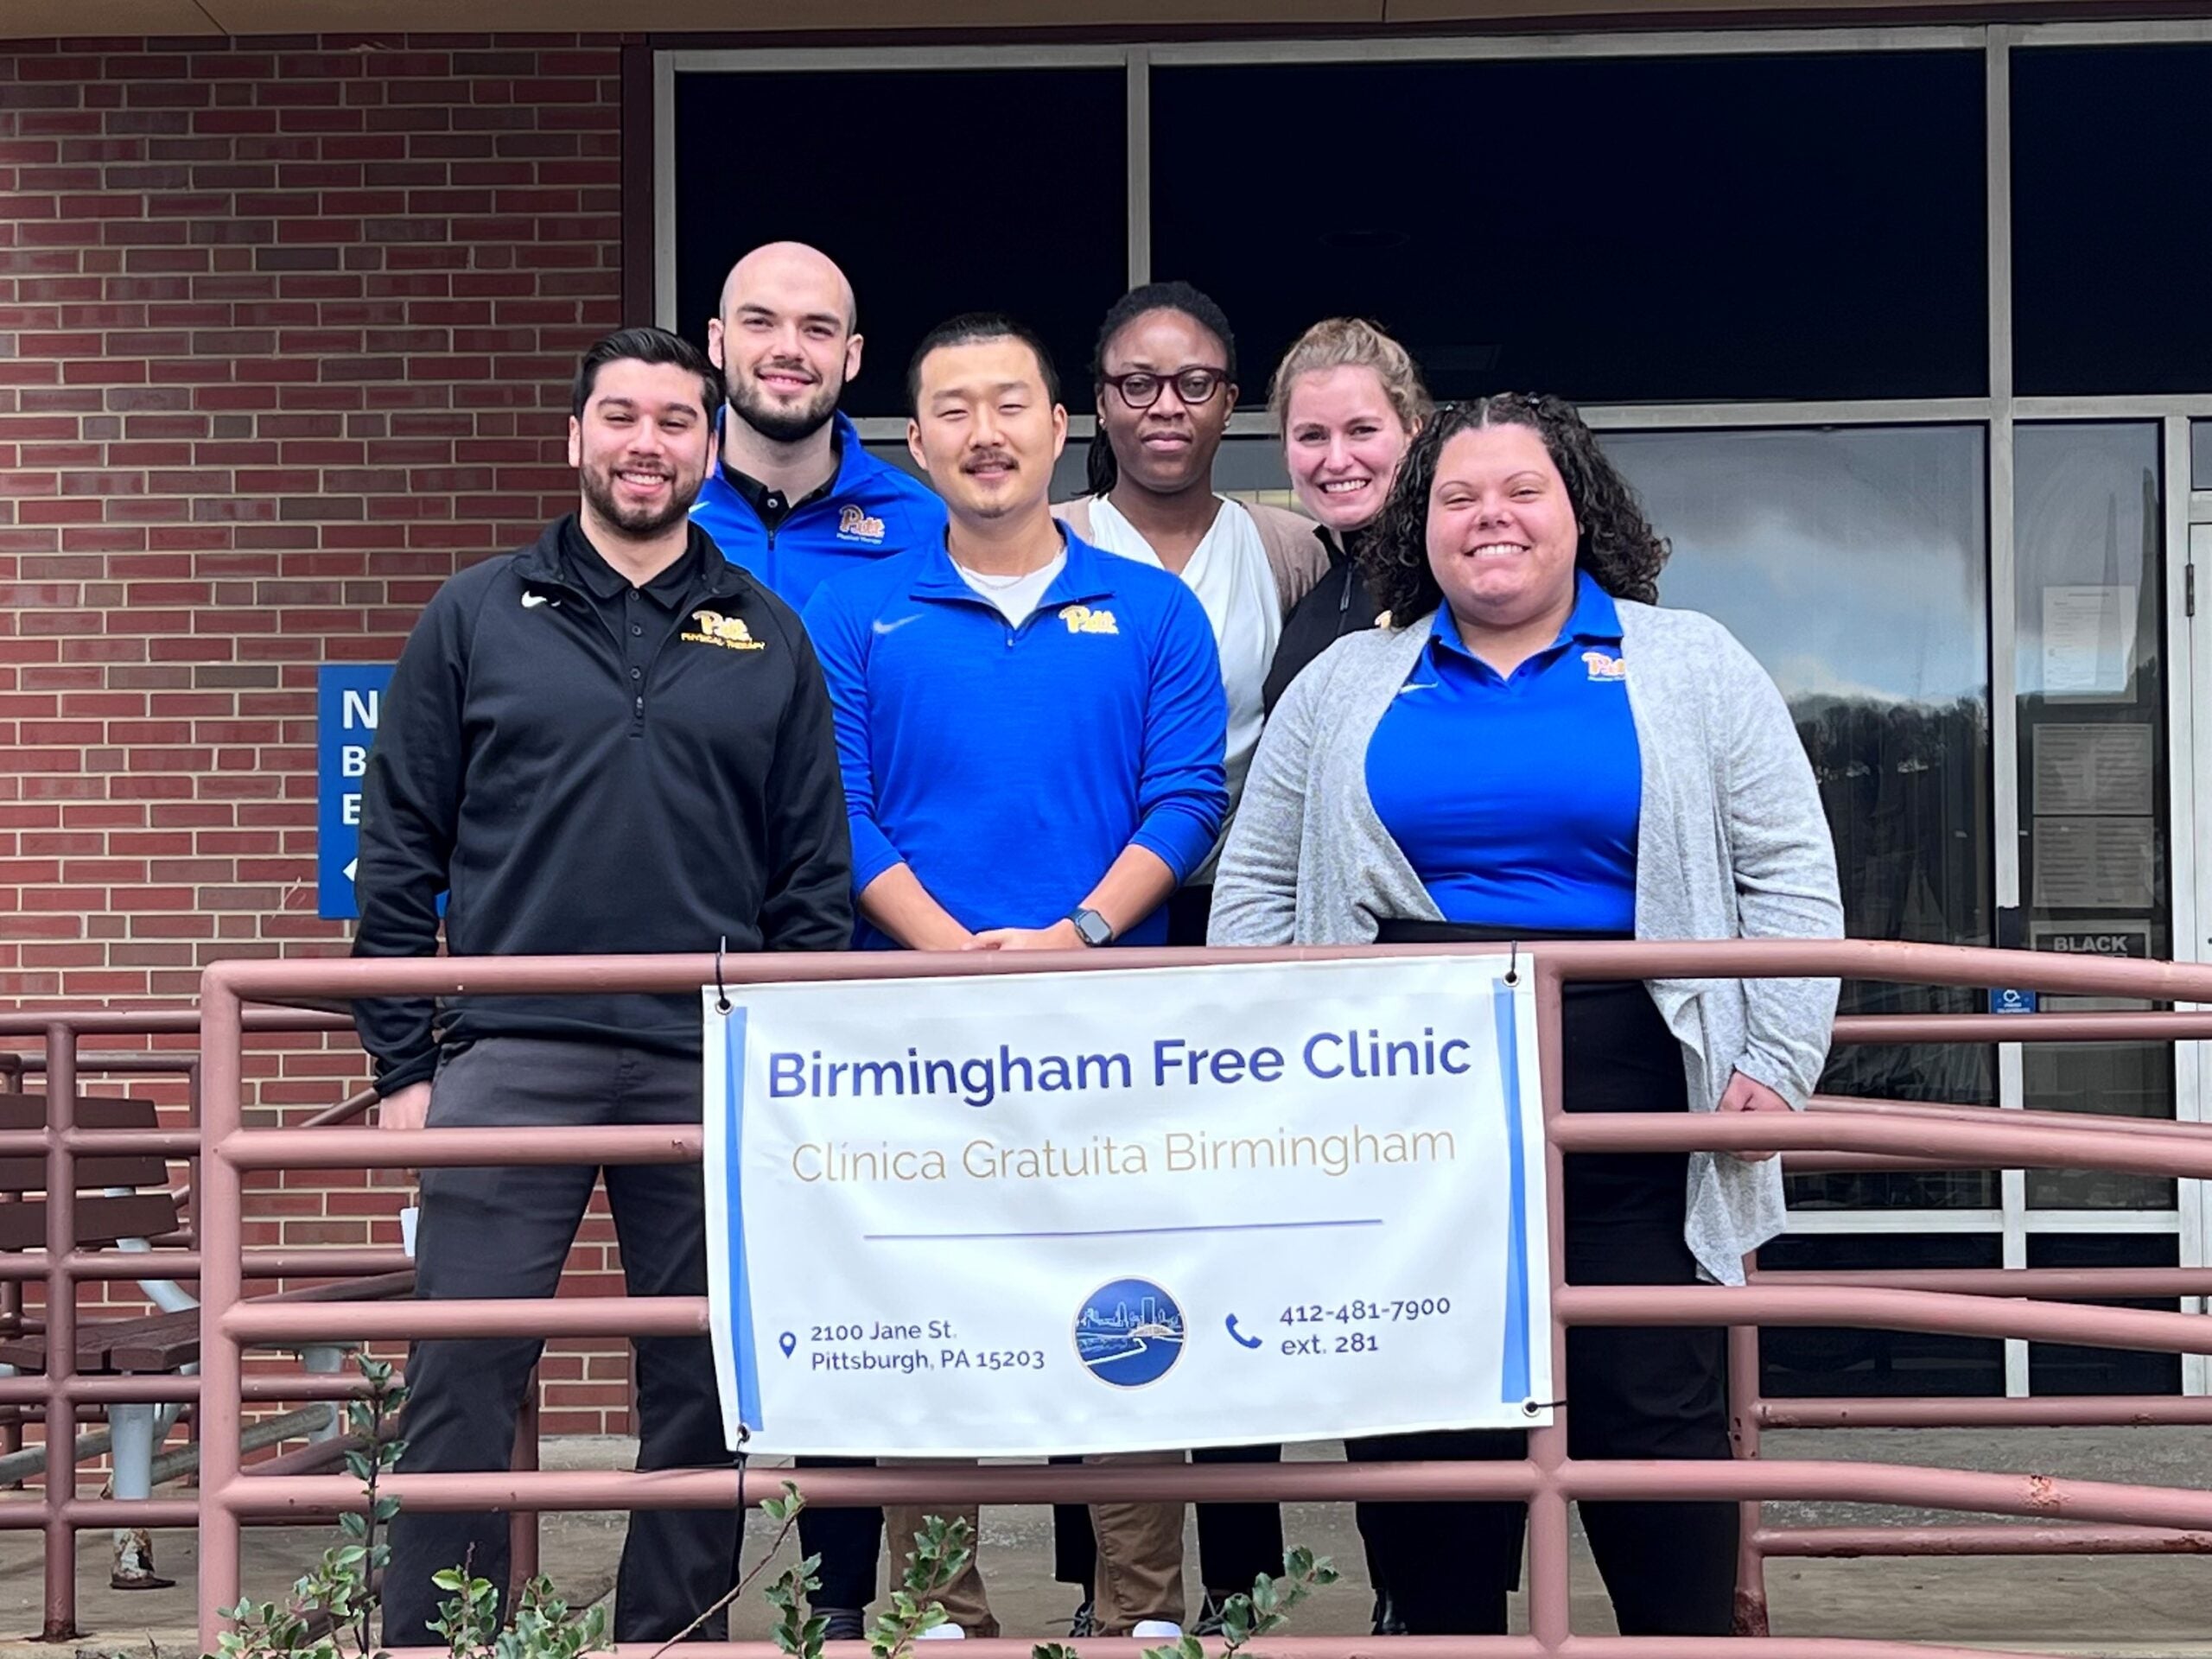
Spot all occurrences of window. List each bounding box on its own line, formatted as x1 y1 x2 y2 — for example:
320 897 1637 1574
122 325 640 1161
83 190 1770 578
1151 53 1986 404
671 68 1128 418
1606 426 1995 1208
2025 1234 2182 1395
2013 423 2174 1211
2012 45 2212 395
1758 1234 2003 1397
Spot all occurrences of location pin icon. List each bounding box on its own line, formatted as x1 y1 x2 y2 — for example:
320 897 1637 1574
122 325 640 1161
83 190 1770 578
779 1332 798 1358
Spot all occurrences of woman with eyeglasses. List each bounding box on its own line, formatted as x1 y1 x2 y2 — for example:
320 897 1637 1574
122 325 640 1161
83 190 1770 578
1211 395 1842 1638
1056 281 1327 947
1046 283 1325 1642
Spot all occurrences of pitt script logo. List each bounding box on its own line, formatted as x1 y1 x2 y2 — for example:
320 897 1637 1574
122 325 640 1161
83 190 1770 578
1060 604 1120 636
836 504 886 543
1582 649 1626 681
684 608 766 652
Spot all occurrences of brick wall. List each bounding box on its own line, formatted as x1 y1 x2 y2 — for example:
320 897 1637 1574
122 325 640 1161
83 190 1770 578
0 33 635 1434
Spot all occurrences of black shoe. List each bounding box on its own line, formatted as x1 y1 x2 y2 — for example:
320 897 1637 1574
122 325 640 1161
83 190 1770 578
1069 1599 1097 1638
817 1606 868 1643
1370 1590 1405 1637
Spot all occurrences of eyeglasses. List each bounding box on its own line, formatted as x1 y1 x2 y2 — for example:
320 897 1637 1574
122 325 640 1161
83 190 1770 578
1103 367 1230 410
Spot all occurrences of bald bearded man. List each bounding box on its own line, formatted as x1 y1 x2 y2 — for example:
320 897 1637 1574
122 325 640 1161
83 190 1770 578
691 248 941 1633
690 240 946 610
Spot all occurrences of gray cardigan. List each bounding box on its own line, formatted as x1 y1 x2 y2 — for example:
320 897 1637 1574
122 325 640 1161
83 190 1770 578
1209 600 1843 1284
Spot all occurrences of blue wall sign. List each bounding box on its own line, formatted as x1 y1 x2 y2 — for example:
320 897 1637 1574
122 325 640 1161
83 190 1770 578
317 665 393 920
1988 987 2039 1015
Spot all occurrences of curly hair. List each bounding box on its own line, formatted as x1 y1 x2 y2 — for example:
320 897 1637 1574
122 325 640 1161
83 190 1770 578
1357 394 1669 626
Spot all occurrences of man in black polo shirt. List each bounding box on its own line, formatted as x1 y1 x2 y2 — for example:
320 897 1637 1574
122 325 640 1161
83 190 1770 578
353 326 851 1644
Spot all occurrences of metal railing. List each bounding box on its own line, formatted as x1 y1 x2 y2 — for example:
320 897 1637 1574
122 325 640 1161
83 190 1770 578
0 1005 407 1638
187 939 2212 1657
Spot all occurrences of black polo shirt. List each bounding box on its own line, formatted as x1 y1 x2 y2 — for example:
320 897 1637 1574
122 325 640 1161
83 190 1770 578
718 423 842 532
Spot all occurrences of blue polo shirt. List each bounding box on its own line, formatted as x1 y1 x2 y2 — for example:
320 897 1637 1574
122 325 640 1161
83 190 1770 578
1366 572 1641 932
803 526 1228 949
690 411 948 611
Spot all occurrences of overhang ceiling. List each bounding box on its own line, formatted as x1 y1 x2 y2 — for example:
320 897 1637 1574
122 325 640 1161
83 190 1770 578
0 0 2143 41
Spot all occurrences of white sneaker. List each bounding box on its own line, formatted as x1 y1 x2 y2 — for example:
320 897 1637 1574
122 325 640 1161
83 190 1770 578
1132 1622 1183 1640
916 1627 966 1641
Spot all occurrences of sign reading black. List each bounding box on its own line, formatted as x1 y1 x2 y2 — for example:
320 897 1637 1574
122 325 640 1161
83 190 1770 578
2036 928 2151 959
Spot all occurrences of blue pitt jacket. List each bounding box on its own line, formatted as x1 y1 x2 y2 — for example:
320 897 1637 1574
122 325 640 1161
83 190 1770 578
803 525 1229 949
690 410 949 611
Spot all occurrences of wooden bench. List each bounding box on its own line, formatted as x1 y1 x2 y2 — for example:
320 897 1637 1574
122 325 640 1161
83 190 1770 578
0 1090 412 1587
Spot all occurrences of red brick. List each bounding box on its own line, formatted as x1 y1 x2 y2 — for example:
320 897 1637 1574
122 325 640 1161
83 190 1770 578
0 31 626 1431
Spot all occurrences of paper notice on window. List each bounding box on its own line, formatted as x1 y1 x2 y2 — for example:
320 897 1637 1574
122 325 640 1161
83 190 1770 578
2041 585 2137 698
2031 817 2156 910
2031 724 2155 816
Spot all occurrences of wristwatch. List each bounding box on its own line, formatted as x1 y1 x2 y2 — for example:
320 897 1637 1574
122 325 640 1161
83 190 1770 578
1066 906 1115 947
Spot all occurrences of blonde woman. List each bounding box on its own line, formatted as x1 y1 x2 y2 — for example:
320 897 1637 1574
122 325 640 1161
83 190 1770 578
1261 318 1431 711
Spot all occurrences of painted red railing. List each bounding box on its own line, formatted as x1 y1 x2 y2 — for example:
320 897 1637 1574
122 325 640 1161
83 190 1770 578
176 939 2212 1657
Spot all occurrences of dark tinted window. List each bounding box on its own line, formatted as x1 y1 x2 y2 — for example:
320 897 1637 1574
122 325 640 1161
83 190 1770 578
2013 46 2212 395
2025 1234 2181 1395
1758 1234 2003 1397
2194 421 2210 489
1151 53 1986 404
672 69 1127 417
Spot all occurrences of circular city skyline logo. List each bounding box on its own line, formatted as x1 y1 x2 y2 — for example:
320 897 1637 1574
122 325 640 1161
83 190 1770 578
1074 1277 1186 1389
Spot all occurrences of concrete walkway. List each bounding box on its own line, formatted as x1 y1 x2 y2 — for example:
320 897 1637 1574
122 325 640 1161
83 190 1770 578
3 1429 2208 1656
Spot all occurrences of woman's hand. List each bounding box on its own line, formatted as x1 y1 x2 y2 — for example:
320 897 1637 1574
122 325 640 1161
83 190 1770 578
1717 1069 1793 1161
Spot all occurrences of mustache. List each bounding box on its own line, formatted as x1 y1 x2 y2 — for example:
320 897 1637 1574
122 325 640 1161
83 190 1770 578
962 451 1019 473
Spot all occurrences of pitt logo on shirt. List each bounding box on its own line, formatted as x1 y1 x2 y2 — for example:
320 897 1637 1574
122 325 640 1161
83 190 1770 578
836 504 886 543
1061 604 1120 636
1582 649 1626 681
683 609 766 652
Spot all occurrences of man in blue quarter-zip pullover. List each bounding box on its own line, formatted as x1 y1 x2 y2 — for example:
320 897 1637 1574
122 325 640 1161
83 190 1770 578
690 244 943 1634
803 315 1226 1638
690 241 946 609
805 312 1227 955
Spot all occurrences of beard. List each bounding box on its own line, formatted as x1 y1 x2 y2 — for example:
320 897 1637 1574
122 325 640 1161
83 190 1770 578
580 461 699 540
725 362 844 445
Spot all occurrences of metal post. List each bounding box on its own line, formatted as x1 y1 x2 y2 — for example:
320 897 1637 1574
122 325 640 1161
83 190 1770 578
107 1402 175 1591
509 1367 541 1592
1728 1313 1771 1635
1524 964 1573 1649
42 1021 79 1641
195 975 247 1657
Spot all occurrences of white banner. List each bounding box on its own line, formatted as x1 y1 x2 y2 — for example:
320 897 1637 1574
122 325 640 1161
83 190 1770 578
703 956 1551 1457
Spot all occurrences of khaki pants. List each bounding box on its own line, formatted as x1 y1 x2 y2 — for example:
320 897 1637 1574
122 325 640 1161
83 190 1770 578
884 1453 1185 1637
1087 1449 1186 1633
882 1491 999 1639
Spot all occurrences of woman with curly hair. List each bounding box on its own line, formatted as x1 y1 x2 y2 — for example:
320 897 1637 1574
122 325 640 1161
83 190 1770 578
1211 393 1841 1638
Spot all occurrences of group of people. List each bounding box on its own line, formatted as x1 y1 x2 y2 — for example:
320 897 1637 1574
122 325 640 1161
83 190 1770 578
352 239 1844 1647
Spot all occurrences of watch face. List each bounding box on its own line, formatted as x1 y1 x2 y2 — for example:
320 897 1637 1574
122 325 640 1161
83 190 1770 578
1071 908 1112 946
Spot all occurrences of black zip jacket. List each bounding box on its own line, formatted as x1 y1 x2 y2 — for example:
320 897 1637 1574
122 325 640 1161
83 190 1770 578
1260 526 1381 715
351 516 853 1094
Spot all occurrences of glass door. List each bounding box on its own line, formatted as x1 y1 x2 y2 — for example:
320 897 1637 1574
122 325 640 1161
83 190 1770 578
2012 422 2186 1395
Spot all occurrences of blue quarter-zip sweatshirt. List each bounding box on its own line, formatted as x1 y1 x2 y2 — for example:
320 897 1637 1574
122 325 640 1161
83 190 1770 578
804 525 1229 948
690 410 950 611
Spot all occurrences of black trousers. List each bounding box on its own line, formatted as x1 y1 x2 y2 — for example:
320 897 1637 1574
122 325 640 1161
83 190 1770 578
1353 938 1738 1638
798 1459 882 1608
1051 1457 1094 1590
1173 885 1289 1598
383 1038 736 1645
